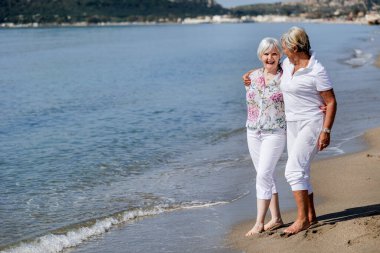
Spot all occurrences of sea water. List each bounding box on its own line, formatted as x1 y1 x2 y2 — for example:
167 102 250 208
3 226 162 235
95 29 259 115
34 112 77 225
0 23 379 253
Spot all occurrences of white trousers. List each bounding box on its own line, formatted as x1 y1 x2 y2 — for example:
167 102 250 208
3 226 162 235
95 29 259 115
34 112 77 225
247 129 286 200
285 118 323 193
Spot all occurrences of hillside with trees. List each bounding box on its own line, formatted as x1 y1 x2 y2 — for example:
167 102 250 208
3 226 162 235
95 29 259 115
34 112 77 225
0 0 226 24
232 0 380 20
231 3 308 17
1 0 379 25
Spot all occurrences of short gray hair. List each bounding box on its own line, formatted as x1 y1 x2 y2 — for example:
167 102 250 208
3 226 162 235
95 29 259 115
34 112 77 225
281 26 311 54
257 37 282 60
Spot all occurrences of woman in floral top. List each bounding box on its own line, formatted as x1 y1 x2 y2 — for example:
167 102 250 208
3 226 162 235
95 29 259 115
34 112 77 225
244 38 286 236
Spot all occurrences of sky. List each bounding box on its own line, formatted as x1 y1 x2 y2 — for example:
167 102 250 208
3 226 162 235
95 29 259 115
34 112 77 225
216 0 302 8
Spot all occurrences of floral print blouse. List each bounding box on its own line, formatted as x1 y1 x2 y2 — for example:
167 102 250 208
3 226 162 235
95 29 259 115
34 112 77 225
246 68 286 132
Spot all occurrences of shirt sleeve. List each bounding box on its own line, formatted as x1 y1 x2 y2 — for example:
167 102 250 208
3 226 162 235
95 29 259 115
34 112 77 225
281 58 289 73
249 69 259 83
315 66 333 91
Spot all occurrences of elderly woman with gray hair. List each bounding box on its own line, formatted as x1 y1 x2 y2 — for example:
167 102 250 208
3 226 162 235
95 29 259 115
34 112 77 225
243 37 286 236
243 27 337 235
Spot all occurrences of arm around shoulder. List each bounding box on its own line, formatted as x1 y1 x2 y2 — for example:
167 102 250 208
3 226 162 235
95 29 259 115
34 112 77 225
242 68 258 87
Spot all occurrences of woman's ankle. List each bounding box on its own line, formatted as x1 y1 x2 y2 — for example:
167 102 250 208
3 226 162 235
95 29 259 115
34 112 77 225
255 222 264 227
270 217 283 223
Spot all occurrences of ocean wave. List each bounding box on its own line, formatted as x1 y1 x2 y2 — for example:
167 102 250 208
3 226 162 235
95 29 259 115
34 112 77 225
0 200 232 253
326 146 345 156
210 127 246 143
344 49 373 67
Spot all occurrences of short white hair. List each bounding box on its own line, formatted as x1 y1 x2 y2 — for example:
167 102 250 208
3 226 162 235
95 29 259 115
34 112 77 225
257 37 282 59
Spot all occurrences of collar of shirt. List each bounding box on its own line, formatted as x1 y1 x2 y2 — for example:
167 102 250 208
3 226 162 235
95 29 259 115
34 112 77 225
293 50 315 75
260 67 283 84
286 50 316 76
304 50 316 70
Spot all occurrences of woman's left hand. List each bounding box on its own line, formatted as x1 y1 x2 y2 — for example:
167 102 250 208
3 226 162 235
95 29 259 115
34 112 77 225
318 132 330 151
319 105 327 114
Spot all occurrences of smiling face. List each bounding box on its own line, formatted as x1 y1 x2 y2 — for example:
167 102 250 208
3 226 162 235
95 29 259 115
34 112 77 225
260 47 281 73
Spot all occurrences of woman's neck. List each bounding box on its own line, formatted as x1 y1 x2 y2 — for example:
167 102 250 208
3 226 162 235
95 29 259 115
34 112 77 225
264 67 278 75
293 52 311 68
263 66 279 85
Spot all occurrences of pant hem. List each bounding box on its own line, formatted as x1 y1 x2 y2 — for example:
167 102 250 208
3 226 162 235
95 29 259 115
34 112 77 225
290 184 308 191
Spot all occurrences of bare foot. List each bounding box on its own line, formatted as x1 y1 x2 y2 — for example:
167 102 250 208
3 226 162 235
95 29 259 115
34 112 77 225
264 218 284 231
245 223 264 236
309 219 320 229
283 219 310 235
309 219 318 225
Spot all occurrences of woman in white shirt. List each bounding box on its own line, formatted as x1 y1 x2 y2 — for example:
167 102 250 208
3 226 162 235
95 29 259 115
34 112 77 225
280 26 337 235
244 38 286 236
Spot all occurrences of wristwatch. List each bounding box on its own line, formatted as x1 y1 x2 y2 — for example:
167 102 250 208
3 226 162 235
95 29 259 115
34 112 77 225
322 128 331 133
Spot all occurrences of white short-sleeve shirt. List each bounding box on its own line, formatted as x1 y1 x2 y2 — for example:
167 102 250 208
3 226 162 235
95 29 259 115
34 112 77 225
280 51 333 121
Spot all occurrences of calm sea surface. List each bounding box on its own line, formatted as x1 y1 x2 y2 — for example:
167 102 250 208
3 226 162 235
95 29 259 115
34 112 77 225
0 23 379 253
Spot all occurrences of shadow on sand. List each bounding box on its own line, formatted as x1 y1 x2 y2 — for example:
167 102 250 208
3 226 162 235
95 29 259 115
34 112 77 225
276 204 380 237
317 204 380 224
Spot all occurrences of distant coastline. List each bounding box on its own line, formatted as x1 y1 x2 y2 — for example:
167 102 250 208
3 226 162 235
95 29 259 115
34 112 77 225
0 14 370 29
2 0 379 29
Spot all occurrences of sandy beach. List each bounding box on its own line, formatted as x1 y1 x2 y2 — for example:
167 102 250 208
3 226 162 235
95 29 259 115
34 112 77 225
227 127 380 253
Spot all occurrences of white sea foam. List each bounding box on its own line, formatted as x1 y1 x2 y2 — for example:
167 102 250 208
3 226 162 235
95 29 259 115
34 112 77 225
327 146 345 155
179 201 229 209
0 201 230 253
1 218 117 253
345 49 373 67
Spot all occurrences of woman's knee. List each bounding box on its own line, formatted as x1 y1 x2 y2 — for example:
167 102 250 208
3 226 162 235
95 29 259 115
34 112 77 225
285 168 305 184
256 170 273 184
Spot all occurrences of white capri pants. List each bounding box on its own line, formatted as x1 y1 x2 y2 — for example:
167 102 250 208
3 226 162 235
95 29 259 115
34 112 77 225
285 118 323 193
247 128 286 200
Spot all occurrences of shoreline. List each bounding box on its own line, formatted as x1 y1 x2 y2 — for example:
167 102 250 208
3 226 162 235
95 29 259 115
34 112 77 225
0 15 370 29
226 127 380 253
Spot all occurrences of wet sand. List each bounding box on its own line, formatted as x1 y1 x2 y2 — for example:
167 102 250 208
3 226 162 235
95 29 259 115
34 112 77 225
227 127 380 253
